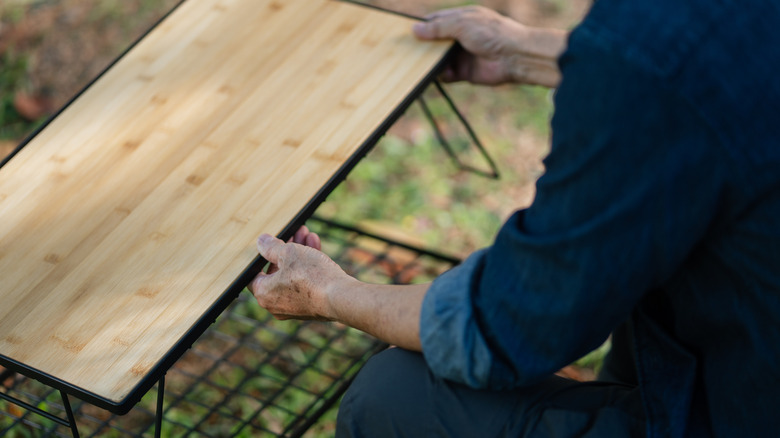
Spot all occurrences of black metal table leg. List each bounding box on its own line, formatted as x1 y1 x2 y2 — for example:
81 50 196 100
60 390 80 438
155 375 165 438
418 80 500 179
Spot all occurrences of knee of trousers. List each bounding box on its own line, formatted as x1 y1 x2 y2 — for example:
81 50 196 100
337 348 432 437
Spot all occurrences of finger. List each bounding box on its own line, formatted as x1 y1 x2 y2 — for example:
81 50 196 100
248 271 269 295
439 65 457 82
294 226 309 244
305 232 321 251
422 7 466 21
413 13 463 40
412 21 434 39
256 234 285 264
249 268 285 300
413 20 442 40
440 52 473 83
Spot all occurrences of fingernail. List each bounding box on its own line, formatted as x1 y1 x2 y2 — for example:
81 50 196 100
412 22 426 35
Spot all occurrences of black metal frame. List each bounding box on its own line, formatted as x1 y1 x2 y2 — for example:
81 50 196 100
0 389 74 432
420 81 501 179
338 0 426 20
0 379 169 438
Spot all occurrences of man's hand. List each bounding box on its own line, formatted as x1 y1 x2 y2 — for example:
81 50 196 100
413 6 568 88
248 229 429 351
249 231 353 321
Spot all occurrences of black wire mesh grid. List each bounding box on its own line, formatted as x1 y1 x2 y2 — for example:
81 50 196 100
0 216 459 437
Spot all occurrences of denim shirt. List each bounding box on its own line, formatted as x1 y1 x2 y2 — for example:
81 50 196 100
419 0 780 436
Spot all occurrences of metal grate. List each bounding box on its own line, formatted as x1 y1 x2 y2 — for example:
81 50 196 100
0 216 458 437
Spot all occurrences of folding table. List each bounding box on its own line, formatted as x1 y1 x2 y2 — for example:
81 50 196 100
0 0 454 435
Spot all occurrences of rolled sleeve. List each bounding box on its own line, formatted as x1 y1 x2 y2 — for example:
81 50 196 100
420 249 495 388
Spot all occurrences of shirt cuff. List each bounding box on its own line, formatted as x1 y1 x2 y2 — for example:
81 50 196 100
419 249 495 388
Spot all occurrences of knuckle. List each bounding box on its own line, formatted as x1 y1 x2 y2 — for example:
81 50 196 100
273 244 292 266
428 19 442 37
462 5 484 17
280 244 295 258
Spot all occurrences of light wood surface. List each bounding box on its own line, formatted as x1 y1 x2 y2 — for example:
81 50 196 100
0 0 450 404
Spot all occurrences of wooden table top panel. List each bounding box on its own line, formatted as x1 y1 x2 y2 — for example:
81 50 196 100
0 0 450 403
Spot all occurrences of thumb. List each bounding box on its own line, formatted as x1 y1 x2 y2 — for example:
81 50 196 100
412 21 436 39
413 19 455 40
256 234 285 265
413 11 462 40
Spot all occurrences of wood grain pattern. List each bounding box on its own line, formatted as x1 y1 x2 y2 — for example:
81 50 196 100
0 0 450 403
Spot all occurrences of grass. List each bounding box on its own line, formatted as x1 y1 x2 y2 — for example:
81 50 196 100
0 51 40 140
318 81 552 257
0 3 27 24
575 339 611 376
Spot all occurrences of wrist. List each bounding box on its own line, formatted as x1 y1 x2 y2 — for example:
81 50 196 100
507 27 568 87
516 27 568 60
322 274 361 322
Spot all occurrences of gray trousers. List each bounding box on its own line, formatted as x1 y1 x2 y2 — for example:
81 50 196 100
336 346 645 437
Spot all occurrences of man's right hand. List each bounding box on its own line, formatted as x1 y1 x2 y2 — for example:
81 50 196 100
413 6 568 88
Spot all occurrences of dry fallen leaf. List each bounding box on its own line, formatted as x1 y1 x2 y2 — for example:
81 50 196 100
13 92 53 121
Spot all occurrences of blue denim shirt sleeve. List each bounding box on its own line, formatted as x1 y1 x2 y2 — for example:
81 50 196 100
420 18 731 390
419 249 494 387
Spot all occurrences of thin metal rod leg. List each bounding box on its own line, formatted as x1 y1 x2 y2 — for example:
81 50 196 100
418 80 500 179
59 391 80 438
155 375 165 438
419 94 459 163
433 80 499 178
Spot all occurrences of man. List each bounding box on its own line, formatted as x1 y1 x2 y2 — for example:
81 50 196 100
249 1 780 437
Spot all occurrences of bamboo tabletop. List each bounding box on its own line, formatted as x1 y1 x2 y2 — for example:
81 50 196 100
0 0 451 411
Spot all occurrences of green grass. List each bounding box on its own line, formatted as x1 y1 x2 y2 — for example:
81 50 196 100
575 339 611 376
0 51 39 140
0 2 28 25
318 82 553 256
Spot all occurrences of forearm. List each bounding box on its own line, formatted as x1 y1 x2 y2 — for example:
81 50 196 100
327 279 429 351
251 234 429 351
